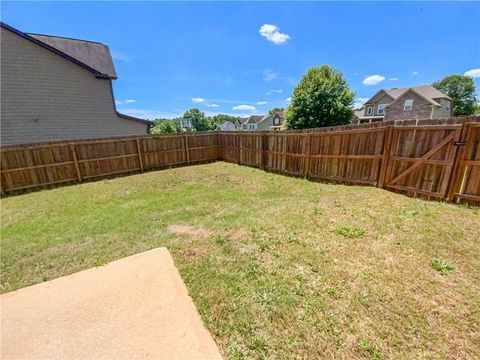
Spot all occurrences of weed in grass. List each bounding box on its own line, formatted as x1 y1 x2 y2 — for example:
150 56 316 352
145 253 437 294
249 335 268 355
334 225 366 238
228 345 244 360
431 259 456 275
359 339 382 360
213 234 227 246
245 262 262 279
256 287 278 309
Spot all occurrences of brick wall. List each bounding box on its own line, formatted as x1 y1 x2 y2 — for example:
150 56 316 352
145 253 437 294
384 90 432 121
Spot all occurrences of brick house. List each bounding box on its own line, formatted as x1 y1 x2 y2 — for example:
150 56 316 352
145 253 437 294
353 85 452 124
0 22 152 145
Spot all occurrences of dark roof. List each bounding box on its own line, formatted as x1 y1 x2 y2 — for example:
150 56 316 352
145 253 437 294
28 33 117 78
1 22 116 79
245 115 266 124
366 85 451 107
117 112 154 126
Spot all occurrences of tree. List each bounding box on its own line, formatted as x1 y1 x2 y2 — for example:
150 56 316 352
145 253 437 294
183 108 210 131
433 75 477 116
268 107 285 116
284 65 355 129
210 114 237 126
150 119 180 134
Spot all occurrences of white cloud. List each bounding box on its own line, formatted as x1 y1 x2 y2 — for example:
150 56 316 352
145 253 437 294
115 100 122 105
120 109 182 120
125 99 137 103
207 103 220 108
111 51 131 62
266 89 283 95
263 69 278 81
259 24 291 44
411 71 419 75
285 97 292 102
233 105 256 111
464 68 480 78
256 101 268 105
362 75 385 86
354 97 369 109
192 97 205 103
389 77 399 81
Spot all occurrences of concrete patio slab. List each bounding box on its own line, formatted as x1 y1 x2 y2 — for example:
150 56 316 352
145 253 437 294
1 248 222 360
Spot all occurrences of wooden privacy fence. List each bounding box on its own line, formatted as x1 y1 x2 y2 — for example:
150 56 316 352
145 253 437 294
218 116 480 205
1 116 479 205
0 132 218 194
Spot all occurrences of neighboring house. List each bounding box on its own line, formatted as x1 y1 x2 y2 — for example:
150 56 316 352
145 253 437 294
353 85 452 124
241 112 285 131
242 115 264 131
178 118 193 131
215 121 236 131
0 22 152 146
235 117 248 129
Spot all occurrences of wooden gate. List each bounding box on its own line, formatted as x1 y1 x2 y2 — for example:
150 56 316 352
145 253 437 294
382 122 463 199
448 121 480 204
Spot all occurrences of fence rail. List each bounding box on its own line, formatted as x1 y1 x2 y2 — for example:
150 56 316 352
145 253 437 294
1 116 479 205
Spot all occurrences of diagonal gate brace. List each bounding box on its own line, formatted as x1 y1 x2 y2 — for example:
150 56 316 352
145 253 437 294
389 131 455 186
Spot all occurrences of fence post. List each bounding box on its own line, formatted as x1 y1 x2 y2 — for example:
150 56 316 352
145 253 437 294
262 133 268 170
445 120 469 202
303 133 311 178
70 143 82 183
378 125 393 188
136 138 144 172
239 134 243 165
184 134 190 164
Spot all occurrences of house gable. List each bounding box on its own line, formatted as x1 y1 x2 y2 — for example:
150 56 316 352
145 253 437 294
384 89 433 121
1 24 150 145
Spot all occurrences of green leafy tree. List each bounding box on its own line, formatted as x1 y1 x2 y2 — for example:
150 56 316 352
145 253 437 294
268 107 285 115
210 114 237 126
433 75 477 116
183 108 210 131
150 119 180 134
284 65 355 129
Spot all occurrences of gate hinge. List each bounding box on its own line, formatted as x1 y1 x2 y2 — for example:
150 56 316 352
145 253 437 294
454 142 467 146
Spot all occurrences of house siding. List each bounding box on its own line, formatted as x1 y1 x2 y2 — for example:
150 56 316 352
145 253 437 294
364 93 394 117
1 28 148 146
431 98 452 119
384 90 433 121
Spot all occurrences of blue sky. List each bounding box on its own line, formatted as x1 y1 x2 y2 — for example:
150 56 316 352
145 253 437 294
2 1 480 119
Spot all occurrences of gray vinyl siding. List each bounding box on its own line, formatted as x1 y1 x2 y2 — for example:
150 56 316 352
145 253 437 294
431 98 452 119
257 118 273 130
1 28 148 146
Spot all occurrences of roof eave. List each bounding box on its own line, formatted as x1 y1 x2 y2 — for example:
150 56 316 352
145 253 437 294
1 22 114 79
117 112 154 126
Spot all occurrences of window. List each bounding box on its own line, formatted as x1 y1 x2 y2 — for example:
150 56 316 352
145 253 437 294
248 124 255 130
366 106 373 115
404 99 413 111
377 104 386 115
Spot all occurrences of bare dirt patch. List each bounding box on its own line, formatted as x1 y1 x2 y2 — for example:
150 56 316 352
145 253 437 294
181 247 207 260
167 224 212 240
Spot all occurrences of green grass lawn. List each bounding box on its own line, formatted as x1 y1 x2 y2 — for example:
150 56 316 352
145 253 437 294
1 162 479 359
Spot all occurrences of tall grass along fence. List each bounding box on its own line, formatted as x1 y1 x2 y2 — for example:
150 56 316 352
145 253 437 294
1 116 479 205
